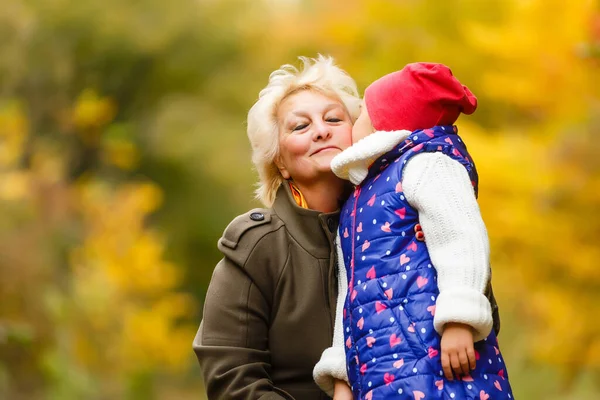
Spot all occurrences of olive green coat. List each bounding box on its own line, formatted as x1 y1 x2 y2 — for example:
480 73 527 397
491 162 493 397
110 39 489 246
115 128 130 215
194 184 340 399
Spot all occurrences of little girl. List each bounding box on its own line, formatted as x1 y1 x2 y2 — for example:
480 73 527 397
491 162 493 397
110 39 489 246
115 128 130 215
313 63 514 400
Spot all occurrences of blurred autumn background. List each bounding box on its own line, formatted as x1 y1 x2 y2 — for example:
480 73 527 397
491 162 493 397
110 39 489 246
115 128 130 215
1 0 599 399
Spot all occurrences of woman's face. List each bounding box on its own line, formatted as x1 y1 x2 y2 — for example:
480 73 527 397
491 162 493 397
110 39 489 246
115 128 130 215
276 90 353 185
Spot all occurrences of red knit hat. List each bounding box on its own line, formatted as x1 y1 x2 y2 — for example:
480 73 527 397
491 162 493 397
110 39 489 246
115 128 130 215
364 63 477 132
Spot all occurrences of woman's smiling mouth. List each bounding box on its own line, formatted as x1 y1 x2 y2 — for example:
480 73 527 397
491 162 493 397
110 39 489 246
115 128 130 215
311 146 340 155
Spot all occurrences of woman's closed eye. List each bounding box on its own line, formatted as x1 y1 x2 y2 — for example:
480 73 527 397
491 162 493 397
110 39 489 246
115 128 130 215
292 123 308 131
327 118 342 123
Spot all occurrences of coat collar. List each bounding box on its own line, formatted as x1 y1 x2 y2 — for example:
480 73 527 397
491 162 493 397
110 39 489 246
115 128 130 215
272 183 340 259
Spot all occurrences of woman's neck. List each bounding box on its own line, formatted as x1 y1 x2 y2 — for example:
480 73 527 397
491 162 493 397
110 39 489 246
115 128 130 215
293 175 345 213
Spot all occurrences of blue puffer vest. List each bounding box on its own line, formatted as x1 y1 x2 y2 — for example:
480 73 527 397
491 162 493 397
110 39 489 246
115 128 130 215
339 126 514 400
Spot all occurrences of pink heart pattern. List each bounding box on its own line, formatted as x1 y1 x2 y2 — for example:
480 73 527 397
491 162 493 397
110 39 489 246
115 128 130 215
412 143 424 152
395 207 406 219
381 221 391 232
366 266 376 280
494 380 502 391
389 333 401 348
367 194 376 206
375 301 387 314
357 317 364 330
417 276 428 288
413 390 426 400
384 373 395 385
384 288 393 300
362 240 370 251
428 347 439 359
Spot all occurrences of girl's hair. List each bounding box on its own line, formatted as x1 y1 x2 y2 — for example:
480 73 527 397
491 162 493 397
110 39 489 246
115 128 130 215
247 55 361 207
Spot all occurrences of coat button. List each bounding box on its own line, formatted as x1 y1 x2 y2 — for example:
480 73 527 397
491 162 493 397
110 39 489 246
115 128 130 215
250 212 264 221
327 218 337 233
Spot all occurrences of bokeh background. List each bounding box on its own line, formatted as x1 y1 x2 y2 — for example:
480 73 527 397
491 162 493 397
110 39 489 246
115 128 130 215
1 0 599 399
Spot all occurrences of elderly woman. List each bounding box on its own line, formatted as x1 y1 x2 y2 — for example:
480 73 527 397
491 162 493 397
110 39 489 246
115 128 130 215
193 56 361 399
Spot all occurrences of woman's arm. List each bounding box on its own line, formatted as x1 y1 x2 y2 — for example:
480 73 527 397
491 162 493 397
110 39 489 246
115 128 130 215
313 231 349 396
193 232 293 400
403 152 493 342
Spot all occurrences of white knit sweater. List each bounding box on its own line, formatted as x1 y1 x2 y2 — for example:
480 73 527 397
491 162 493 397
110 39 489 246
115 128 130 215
313 130 493 396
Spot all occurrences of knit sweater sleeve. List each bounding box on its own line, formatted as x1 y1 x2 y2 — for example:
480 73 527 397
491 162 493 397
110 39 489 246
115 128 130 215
313 231 349 396
402 152 493 342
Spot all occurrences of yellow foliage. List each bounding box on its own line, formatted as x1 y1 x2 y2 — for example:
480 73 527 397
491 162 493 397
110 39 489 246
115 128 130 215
463 0 595 119
69 179 195 375
72 89 117 133
0 170 31 201
461 117 600 371
119 294 195 371
30 144 67 184
102 139 140 170
0 101 28 168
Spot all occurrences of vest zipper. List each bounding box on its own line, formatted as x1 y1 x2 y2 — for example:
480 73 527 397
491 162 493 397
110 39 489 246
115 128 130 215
348 186 361 394
349 186 360 293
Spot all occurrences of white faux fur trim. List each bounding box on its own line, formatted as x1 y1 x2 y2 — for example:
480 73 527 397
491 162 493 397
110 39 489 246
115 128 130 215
313 231 350 396
331 130 412 185
313 347 348 397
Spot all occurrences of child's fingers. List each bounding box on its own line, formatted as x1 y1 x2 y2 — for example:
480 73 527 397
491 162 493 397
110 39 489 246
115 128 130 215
441 352 454 380
450 352 462 377
467 345 477 371
458 349 471 376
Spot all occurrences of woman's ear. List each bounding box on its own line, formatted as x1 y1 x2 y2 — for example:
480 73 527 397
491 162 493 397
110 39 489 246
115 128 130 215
274 156 291 180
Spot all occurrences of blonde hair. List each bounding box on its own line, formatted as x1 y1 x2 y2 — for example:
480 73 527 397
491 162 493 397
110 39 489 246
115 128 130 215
247 55 361 207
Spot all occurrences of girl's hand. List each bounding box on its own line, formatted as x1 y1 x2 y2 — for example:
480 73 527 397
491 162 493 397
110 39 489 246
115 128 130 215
333 379 353 400
440 322 476 380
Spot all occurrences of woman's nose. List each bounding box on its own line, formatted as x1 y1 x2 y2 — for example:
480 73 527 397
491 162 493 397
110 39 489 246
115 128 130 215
313 121 332 141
